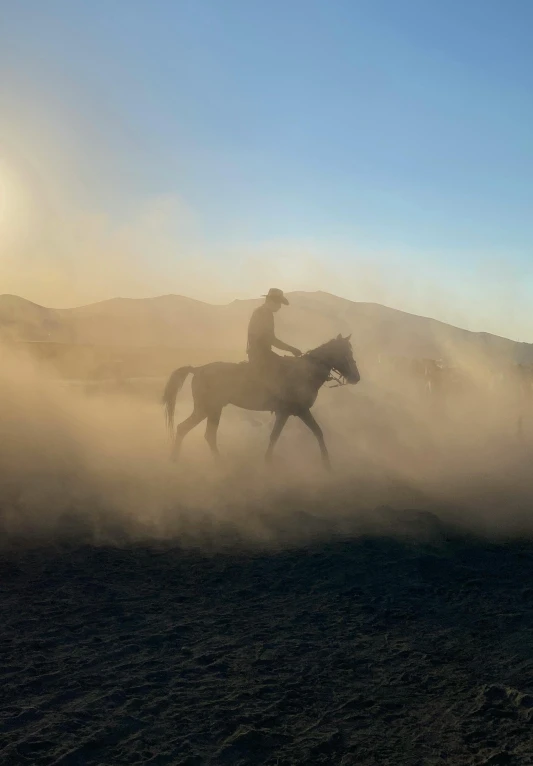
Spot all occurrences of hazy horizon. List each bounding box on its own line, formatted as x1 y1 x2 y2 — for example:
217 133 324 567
2 287 532 348
1 2 532 340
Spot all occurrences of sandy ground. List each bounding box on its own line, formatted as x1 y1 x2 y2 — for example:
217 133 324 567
2 521 533 765
2 355 533 764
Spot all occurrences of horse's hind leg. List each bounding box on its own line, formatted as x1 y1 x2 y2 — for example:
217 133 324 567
172 409 206 462
298 409 331 470
265 410 289 464
205 408 222 458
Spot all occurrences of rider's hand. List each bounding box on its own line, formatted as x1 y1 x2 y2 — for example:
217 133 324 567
292 347 302 357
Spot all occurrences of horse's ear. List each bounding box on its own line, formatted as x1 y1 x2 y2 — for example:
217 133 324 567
345 334 352 341
336 333 342 340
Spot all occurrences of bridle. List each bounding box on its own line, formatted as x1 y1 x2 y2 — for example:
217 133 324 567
326 370 348 388
303 349 349 388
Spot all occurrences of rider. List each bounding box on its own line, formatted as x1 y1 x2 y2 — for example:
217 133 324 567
247 288 302 389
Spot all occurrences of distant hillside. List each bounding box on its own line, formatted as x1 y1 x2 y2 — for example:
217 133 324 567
0 295 74 343
1 291 532 365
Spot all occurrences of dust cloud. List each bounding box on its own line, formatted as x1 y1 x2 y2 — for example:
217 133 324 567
1 139 531 529
2 331 533 554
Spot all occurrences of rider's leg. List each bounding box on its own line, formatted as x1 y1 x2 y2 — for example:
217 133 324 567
249 350 282 394
298 409 331 470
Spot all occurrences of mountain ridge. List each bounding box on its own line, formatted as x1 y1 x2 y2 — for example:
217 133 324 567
1 291 531 364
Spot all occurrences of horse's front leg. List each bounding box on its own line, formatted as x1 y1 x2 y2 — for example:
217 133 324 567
266 410 289 464
298 409 331 470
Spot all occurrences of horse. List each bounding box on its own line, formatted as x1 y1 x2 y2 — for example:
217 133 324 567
162 334 360 468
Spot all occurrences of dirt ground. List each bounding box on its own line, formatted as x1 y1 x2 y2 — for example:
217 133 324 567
2 523 533 765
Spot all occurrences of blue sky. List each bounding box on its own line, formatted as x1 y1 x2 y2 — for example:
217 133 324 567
1 0 532 337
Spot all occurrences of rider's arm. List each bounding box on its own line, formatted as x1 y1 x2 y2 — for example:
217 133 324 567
272 337 302 356
252 307 301 355
272 337 294 352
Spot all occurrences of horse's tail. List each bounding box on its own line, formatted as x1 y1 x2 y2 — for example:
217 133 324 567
162 366 194 433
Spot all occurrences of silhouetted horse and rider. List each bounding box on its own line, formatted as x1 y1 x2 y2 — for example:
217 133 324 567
162 288 360 468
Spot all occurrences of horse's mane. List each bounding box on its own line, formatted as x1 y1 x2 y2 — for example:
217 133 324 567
306 337 351 358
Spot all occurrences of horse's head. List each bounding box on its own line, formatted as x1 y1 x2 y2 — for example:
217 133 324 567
312 334 360 384
331 334 360 384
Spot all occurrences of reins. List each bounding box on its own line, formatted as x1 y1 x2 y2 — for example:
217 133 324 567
326 370 347 388
303 349 348 388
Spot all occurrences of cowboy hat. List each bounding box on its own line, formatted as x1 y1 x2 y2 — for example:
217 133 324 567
262 288 289 305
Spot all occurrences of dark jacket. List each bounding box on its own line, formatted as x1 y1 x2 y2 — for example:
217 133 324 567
247 304 276 358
